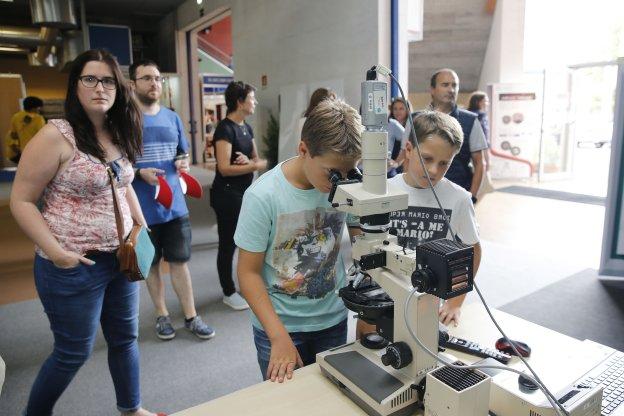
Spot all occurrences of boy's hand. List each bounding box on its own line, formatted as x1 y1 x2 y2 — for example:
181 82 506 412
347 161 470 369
439 298 462 327
267 334 303 383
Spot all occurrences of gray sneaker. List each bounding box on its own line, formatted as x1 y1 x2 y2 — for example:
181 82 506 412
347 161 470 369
156 315 176 340
223 292 249 311
184 316 216 340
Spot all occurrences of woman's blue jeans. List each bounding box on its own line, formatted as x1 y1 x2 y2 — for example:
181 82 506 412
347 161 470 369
25 253 141 415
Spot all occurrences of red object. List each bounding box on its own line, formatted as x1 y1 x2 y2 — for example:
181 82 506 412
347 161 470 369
495 337 531 357
155 176 173 209
179 171 203 199
490 148 535 175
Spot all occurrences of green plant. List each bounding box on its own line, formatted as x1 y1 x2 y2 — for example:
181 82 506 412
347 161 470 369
262 112 279 169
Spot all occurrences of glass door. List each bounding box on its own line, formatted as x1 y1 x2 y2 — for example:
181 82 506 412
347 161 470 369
538 68 575 181
568 63 618 197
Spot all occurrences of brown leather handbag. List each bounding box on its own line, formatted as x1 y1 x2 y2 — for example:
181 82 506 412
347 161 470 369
107 166 155 282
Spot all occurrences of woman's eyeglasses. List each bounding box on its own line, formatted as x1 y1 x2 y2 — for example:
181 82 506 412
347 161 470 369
79 75 117 90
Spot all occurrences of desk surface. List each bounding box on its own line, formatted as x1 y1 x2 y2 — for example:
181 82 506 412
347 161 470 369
173 302 607 415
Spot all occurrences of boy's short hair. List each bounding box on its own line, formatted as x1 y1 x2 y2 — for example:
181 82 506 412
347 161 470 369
410 111 463 151
301 98 362 159
23 96 43 111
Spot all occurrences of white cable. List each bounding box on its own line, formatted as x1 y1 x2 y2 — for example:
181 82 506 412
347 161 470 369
374 64 392 76
384 69 570 416
403 287 568 416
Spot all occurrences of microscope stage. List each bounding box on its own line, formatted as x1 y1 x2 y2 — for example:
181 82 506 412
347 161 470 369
317 342 419 416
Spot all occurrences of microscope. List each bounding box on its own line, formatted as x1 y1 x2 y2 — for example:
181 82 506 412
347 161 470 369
316 67 490 416
317 67 606 416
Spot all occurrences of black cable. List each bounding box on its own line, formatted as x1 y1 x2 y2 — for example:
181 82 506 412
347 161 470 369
383 67 570 416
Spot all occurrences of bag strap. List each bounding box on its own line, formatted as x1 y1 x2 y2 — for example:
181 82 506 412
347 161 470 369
106 166 125 247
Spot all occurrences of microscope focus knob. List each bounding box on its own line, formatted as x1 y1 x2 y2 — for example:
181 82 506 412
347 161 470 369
411 268 435 293
381 342 413 370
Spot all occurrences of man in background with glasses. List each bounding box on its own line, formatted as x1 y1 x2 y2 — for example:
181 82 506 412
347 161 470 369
129 60 215 341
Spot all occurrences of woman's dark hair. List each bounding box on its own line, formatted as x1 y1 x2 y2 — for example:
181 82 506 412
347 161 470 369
303 88 336 117
224 81 256 114
65 49 143 163
468 91 487 113
389 97 410 122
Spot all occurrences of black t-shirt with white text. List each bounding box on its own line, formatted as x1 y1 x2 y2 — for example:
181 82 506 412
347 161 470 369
388 175 480 250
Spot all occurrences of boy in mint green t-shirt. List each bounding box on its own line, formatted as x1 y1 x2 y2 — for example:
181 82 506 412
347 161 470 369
234 98 362 383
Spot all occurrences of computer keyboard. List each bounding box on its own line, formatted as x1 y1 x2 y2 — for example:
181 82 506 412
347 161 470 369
576 351 624 415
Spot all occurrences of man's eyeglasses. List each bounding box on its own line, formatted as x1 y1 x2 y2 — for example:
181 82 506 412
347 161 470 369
79 75 117 90
135 75 164 83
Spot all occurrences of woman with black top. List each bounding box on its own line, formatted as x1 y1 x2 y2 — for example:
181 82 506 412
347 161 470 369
210 81 267 310
468 91 491 169
389 97 412 173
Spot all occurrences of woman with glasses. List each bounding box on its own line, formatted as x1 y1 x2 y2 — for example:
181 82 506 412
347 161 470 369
10 49 165 416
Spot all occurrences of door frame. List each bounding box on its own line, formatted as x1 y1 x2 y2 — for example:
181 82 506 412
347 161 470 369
176 7 231 164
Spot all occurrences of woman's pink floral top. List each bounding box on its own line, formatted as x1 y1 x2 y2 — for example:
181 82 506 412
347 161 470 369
36 119 134 258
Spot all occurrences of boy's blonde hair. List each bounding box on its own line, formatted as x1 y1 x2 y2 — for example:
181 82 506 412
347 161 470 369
301 98 362 159
409 111 463 152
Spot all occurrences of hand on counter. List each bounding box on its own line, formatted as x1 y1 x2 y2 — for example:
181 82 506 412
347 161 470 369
267 334 304 383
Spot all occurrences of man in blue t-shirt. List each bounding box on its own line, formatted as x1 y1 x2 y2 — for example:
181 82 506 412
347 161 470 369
130 60 214 341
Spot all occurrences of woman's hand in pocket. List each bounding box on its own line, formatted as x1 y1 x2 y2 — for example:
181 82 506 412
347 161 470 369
51 250 96 269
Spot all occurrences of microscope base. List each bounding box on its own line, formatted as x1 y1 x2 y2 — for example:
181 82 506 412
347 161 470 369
317 341 421 416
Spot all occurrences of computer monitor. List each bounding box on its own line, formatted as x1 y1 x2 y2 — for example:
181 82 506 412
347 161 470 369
600 57 624 286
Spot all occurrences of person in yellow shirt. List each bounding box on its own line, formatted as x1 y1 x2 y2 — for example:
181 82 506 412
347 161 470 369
5 96 45 164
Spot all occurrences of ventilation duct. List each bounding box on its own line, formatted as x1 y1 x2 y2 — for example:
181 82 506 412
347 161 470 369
28 49 57 67
0 46 31 55
35 26 59 63
0 26 61 48
29 0 77 29
58 30 83 71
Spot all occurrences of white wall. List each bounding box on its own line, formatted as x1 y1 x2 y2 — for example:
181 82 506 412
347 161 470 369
479 0 528 89
172 0 390 155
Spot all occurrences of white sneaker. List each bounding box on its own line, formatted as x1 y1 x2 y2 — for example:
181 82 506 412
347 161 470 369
223 292 249 311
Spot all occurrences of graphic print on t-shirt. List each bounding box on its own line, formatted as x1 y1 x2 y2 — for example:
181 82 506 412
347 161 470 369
272 208 345 299
389 206 452 250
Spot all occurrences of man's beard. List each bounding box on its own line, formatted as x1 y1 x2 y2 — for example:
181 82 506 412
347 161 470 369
137 93 159 106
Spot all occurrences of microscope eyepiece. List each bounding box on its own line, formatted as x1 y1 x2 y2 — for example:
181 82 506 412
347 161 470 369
328 169 343 184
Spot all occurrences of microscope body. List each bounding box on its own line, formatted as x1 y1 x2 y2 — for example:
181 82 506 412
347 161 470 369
316 71 484 416
316 160 440 416
316 78 440 416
